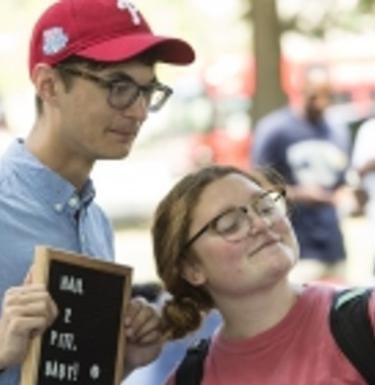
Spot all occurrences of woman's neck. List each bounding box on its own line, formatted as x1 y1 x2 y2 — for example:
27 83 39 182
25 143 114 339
218 281 301 340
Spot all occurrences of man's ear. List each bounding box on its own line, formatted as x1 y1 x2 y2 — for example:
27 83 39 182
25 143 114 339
31 63 61 108
181 258 206 287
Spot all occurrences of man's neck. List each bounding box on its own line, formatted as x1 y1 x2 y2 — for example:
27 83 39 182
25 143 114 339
25 125 94 190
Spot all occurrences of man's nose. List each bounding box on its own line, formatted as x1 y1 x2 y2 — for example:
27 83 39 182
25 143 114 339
121 93 148 121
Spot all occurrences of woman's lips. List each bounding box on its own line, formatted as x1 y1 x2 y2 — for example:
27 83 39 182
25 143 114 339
248 239 280 257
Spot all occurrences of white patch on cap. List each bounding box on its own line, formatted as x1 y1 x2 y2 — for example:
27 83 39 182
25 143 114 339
117 0 141 25
42 27 69 56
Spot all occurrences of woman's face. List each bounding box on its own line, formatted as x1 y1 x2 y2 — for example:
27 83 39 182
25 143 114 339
183 173 299 299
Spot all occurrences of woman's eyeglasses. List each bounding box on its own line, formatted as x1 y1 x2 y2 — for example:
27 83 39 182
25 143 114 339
184 190 287 250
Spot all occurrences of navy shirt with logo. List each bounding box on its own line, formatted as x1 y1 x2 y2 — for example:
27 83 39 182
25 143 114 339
252 107 348 262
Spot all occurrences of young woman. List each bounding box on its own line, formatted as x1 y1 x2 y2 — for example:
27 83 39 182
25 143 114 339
151 164 373 385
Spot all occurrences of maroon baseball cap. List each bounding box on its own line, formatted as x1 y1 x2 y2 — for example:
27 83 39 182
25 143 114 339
29 0 195 75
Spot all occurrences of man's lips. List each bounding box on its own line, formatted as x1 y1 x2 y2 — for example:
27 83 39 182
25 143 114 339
108 128 138 139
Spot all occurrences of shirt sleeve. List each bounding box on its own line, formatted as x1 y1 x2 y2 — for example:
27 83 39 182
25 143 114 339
251 119 282 168
164 371 176 385
351 119 375 168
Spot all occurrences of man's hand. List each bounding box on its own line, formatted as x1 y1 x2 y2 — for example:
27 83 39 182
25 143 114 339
333 185 368 216
0 283 58 370
123 297 165 378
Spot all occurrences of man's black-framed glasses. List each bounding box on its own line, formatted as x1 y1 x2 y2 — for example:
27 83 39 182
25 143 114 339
184 190 287 250
59 67 173 112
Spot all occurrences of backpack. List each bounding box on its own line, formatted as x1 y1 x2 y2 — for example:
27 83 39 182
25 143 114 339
175 287 375 385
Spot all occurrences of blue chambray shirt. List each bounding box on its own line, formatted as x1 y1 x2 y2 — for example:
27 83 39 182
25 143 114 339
0 139 114 385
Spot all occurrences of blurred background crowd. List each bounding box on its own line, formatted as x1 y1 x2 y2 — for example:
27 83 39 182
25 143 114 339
2 0 375 383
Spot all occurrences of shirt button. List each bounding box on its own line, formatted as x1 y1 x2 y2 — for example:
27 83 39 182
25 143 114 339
54 203 63 212
68 196 79 208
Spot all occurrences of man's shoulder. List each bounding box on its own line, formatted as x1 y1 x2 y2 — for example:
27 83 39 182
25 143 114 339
0 156 17 193
0 139 23 184
255 107 294 135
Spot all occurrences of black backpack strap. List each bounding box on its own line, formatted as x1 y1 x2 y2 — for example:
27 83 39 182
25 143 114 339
329 287 375 384
175 338 211 385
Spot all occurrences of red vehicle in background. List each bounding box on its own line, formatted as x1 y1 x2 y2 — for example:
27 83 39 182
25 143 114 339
188 53 375 171
189 55 254 171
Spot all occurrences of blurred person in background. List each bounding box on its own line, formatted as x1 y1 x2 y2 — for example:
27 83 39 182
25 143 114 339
0 0 194 383
151 164 372 385
251 67 353 284
351 116 375 274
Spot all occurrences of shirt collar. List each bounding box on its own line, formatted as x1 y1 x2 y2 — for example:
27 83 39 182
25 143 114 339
2 139 96 212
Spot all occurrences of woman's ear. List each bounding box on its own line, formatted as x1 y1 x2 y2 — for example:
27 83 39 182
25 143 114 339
181 258 206 287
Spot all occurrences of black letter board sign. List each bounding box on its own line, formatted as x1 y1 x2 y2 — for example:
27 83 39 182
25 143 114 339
21 246 132 385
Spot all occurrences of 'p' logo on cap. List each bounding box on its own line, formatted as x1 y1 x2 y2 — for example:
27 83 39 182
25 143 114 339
29 0 195 77
117 0 141 25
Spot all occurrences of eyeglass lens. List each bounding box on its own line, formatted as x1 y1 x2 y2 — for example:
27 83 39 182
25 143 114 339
214 192 286 242
109 81 169 112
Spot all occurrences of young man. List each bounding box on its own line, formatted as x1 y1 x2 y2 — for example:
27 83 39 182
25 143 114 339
251 69 351 283
0 0 194 383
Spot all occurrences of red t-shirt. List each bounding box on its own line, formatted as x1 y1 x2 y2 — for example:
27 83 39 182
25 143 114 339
166 284 374 385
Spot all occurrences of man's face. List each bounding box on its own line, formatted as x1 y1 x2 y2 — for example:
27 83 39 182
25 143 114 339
304 82 332 122
55 59 157 162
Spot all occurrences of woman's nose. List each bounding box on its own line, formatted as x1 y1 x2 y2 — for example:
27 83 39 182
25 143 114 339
248 213 272 236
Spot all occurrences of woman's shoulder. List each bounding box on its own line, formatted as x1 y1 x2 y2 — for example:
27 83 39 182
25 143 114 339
297 283 340 310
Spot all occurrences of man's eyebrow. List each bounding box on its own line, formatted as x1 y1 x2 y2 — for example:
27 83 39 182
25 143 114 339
105 72 158 85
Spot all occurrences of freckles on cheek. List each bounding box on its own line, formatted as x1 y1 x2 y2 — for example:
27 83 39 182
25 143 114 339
215 244 243 270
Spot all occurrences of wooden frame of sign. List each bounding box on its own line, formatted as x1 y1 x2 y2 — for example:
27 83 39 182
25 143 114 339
21 245 132 385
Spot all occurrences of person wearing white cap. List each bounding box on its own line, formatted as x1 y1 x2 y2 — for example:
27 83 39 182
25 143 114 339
0 0 195 383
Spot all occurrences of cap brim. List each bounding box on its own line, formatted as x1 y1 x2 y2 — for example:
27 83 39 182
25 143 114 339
76 34 195 65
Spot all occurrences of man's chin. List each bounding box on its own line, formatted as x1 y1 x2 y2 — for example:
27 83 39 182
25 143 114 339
99 145 133 160
306 110 323 123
